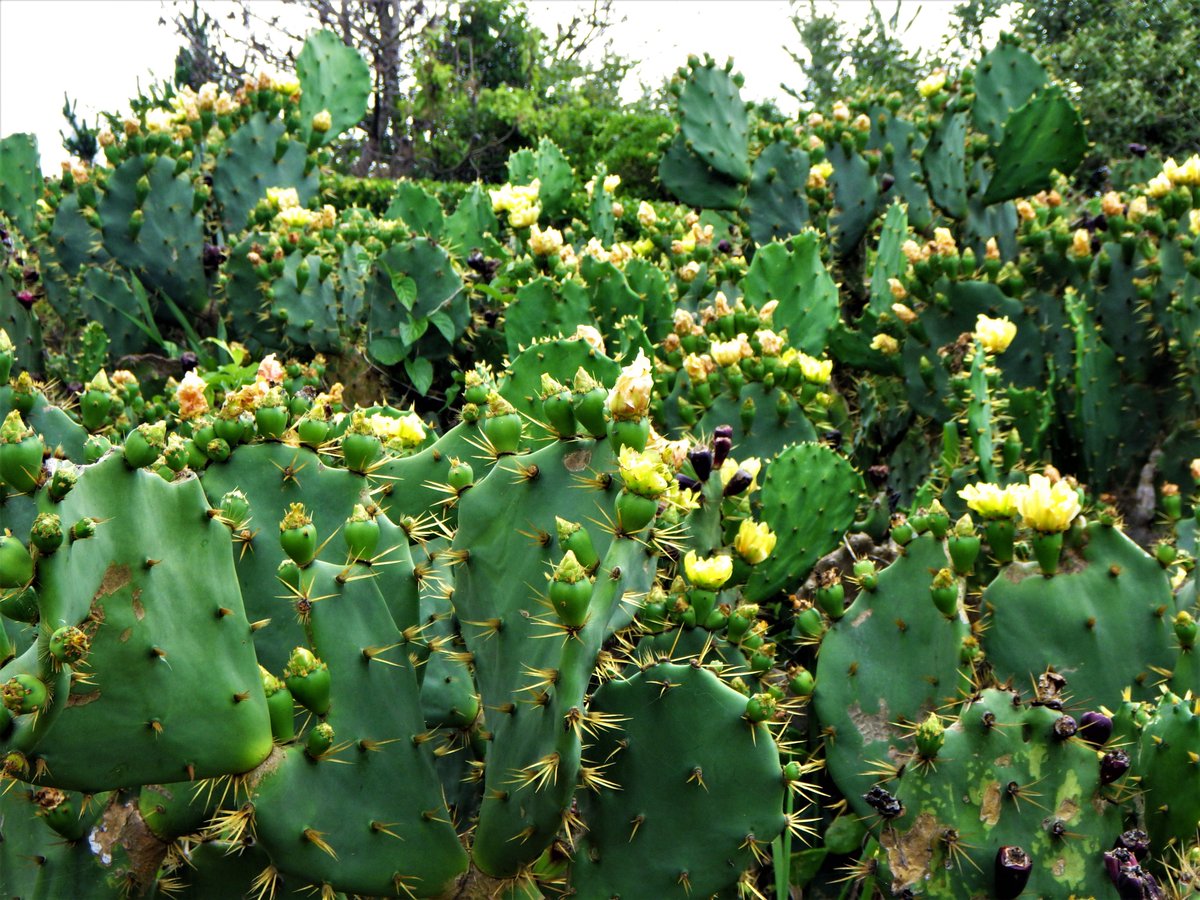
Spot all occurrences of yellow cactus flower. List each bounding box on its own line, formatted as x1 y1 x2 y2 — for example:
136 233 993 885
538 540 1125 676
529 224 564 256
755 329 784 357
277 206 317 229
734 519 777 564
958 482 1019 519
311 109 333 133
710 336 746 368
175 370 209 420
1071 228 1091 257
618 445 671 498
683 353 713 383
678 261 701 283
795 351 833 384
891 303 918 325
1189 209 1200 236
636 201 658 228
1015 473 1081 533
870 334 900 355
974 314 1017 354
603 173 621 193
266 186 301 210
573 324 605 355
683 550 733 590
917 69 947 98
1146 173 1173 198
607 349 653 420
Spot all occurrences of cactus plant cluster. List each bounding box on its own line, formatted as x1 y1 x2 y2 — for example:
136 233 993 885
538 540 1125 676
0 24 1198 900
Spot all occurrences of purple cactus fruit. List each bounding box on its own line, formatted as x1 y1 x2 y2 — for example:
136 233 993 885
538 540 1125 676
881 173 896 193
717 239 732 254
994 846 1032 899
1113 829 1151 860
1100 748 1131 785
179 351 199 374
723 468 753 497
675 474 700 492
712 435 733 468
1052 714 1078 741
1104 847 1164 900
1128 143 1147 158
862 785 904 819
15 290 35 309
687 445 713 481
1078 710 1113 746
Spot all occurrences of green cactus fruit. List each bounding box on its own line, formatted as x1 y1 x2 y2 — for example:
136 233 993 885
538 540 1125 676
0 534 33 588
2 673 48 714
815 570 846 619
447 458 473 491
914 712 945 759
123 421 165 469
304 720 334 758
204 437 231 463
615 488 657 534
483 392 522 454
1031 530 1064 575
45 463 77 503
162 433 189 472
548 550 592 628
284 646 331 715
83 433 111 464
0 585 38 622
343 505 380 561
30 512 63 554
608 416 650 454
48 625 90 665
1176 610 1197 649
789 665 815 697
572 370 609 439
261 666 295 743
32 788 94 842
280 503 317 567
556 518 599 570
342 415 382 473
69 517 96 541
745 691 777 722
297 415 329 447
930 567 959 618
540 374 576 437
0 409 43 492
255 404 289 440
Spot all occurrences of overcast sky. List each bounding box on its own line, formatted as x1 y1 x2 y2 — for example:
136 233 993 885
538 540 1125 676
0 0 1008 175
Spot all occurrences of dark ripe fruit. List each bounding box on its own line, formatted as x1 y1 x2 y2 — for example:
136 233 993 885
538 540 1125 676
1113 829 1151 860
1128 143 1147 158
994 846 1032 900
1052 714 1078 741
1100 748 1131 785
717 239 732 254
712 435 733 467
723 468 752 497
862 785 903 819
688 445 713 481
1078 710 1113 747
881 173 896 193
15 290 35 309
179 351 198 373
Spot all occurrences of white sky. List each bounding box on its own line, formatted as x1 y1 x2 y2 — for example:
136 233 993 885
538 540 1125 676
1 0 1009 175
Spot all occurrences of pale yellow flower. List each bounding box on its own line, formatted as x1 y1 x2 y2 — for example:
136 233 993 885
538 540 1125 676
974 314 1017 354
603 173 621 193
710 337 745 368
683 550 733 590
832 100 850 123
871 334 900 355
917 69 947 98
1014 473 1081 532
891 303 918 325
683 353 713 382
529 224 564 256
958 482 1019 518
1146 173 1173 198
1189 209 1200 235
637 201 657 228
1016 199 1036 221
932 227 957 256
311 109 333 133
508 203 541 229
277 206 317 229
678 261 701 283
573 324 605 355
619 445 671 497
1127 196 1148 222
734 519 777 564
755 329 784 357
795 351 833 383
985 237 1000 261
175 370 209 420
257 354 285 385
888 277 907 300
1071 228 1091 257
607 349 653 420
266 186 300 210
1100 192 1124 217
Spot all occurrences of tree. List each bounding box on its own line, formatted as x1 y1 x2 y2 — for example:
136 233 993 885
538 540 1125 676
1011 0 1200 163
